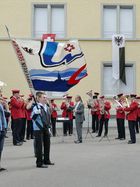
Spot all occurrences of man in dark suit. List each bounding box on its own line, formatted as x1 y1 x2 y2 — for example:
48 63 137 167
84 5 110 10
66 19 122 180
74 95 85 143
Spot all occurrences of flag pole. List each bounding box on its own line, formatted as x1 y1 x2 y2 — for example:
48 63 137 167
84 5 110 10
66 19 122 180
5 26 38 105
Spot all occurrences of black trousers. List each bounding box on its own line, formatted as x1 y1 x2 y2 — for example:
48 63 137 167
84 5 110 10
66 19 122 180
135 119 139 133
92 114 99 132
68 120 73 135
12 118 22 145
137 117 140 127
128 120 136 143
63 120 73 135
98 115 109 136
20 118 26 141
34 130 50 167
116 118 125 139
51 117 56 136
63 121 69 135
26 120 33 139
0 131 5 154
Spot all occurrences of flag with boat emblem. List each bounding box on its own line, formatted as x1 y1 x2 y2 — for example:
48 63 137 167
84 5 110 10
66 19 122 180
12 39 87 92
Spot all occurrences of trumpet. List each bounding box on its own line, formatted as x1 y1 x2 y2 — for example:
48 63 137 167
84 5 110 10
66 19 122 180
120 95 130 107
113 96 123 108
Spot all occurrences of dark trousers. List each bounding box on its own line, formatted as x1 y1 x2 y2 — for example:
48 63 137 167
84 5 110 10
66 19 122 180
63 120 73 135
137 117 140 127
51 117 56 136
0 131 5 153
63 121 69 135
12 118 22 145
20 118 26 141
98 115 109 136
128 120 136 143
92 114 99 132
68 120 73 135
11 117 14 132
116 118 125 139
135 119 139 133
26 120 33 139
34 130 50 167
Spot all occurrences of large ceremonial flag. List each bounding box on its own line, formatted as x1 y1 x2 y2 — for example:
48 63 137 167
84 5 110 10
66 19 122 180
112 35 126 84
12 39 87 92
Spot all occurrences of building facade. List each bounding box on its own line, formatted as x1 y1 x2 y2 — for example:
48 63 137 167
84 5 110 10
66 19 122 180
0 0 140 101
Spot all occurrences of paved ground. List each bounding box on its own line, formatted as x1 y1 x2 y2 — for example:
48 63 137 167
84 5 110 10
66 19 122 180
0 127 140 187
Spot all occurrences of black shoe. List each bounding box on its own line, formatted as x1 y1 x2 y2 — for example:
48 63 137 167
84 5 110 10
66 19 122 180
36 165 48 168
115 137 120 140
74 140 82 144
92 131 96 133
128 140 136 144
44 161 55 165
15 142 23 146
96 135 101 137
0 168 7 172
120 138 125 140
22 140 26 142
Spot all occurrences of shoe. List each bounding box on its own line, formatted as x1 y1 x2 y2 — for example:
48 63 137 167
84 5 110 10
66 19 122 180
22 140 26 142
128 140 135 144
0 168 7 172
74 140 82 144
64 134 67 136
92 131 95 133
96 135 101 137
45 161 55 165
4 135 8 138
120 138 125 140
15 142 23 146
36 165 48 168
115 137 120 140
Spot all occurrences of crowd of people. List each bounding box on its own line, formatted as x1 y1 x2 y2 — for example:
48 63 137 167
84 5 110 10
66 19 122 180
0 88 140 170
87 91 140 144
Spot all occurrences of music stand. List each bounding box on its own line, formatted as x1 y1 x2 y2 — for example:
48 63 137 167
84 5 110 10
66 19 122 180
85 108 94 139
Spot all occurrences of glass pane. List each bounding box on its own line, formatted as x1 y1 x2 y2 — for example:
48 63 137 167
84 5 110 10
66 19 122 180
103 65 118 95
34 7 48 38
120 66 134 93
51 6 65 38
103 6 117 38
120 7 133 38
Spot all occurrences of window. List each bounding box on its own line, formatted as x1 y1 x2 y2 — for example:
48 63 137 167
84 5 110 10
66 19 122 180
102 63 135 96
103 5 134 39
33 4 65 38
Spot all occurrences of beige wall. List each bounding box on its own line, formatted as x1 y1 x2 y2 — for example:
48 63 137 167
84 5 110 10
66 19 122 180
0 0 140 101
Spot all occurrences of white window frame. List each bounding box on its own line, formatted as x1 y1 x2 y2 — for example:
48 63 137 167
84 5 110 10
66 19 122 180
31 3 67 39
101 62 136 97
101 4 136 39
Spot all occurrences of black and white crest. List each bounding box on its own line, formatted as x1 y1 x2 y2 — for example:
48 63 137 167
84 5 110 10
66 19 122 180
114 36 124 46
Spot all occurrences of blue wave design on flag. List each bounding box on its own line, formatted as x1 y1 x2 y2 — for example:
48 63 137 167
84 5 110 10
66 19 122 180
39 42 84 67
29 69 87 79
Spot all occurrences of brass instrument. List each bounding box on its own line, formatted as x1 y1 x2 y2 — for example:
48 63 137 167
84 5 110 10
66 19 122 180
99 99 105 115
113 96 123 108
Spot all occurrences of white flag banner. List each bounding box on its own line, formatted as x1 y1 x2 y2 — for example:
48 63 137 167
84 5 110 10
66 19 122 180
112 35 125 80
